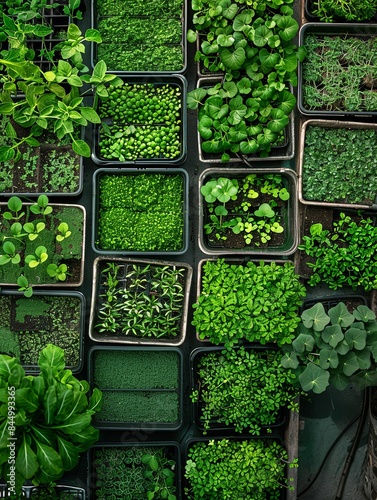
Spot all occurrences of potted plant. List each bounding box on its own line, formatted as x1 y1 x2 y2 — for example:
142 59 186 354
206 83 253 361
88 442 180 499
89 257 193 346
88 346 183 430
280 300 377 394
304 0 377 22
91 75 187 165
91 0 187 73
0 344 103 497
192 258 306 349
190 345 298 435
298 119 377 209
184 437 297 499
297 207 377 292
92 169 189 255
0 195 86 291
198 167 298 255
298 24 377 116
0 16 122 159
0 290 85 373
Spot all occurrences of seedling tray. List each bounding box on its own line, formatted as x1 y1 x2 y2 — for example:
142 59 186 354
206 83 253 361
88 346 184 430
88 256 192 346
298 23 377 116
190 346 287 435
91 75 187 165
198 167 299 256
92 168 189 255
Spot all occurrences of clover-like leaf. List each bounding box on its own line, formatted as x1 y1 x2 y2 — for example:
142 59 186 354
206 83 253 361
281 351 299 369
321 324 344 348
292 333 315 354
328 302 355 328
354 305 376 323
299 364 330 394
319 349 339 370
345 327 366 350
341 351 360 376
302 303 330 332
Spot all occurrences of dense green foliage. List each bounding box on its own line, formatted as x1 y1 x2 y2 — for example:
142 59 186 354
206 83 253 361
97 173 185 251
310 0 377 22
281 302 377 394
192 347 297 433
302 125 377 205
192 258 306 348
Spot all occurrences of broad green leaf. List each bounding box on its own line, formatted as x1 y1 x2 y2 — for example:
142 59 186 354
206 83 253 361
85 28 102 43
281 351 299 369
302 303 330 331
328 302 355 327
15 388 39 412
79 107 101 124
187 88 207 110
72 138 91 157
233 10 254 30
319 349 339 370
0 146 15 162
198 115 213 140
267 108 289 133
354 348 371 370
88 388 103 413
292 333 315 354
217 34 235 47
35 440 62 476
16 435 38 479
39 344 65 373
342 352 360 376
276 16 298 41
321 324 344 348
345 328 366 350
220 47 246 70
57 435 79 470
330 372 349 391
354 305 376 323
252 26 273 47
352 370 377 390
0 102 14 114
336 339 350 356
259 49 280 68
51 413 92 435
299 363 330 394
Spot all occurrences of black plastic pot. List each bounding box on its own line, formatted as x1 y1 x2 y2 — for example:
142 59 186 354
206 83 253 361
196 77 295 163
190 346 287 435
0 483 86 498
298 23 377 117
88 256 192 345
87 442 181 499
0 290 85 374
92 168 189 255
91 75 187 166
198 167 299 256
90 0 187 74
88 346 184 430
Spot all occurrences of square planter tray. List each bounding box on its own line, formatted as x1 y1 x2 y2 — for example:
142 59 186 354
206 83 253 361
298 23 377 117
88 346 184 430
92 168 189 255
298 119 377 209
0 484 86 498
91 75 187 166
90 0 187 74
196 77 295 163
0 290 85 374
88 256 193 346
198 167 299 256
87 442 181 499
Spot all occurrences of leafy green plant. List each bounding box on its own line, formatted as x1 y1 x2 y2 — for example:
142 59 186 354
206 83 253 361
0 16 123 159
184 438 297 500
192 258 306 348
309 0 377 22
95 261 187 339
1 0 83 21
93 445 178 500
191 347 298 434
96 82 183 161
301 33 377 112
301 124 377 205
96 173 185 252
0 195 84 293
0 344 103 495
201 173 290 247
299 212 377 291
281 301 377 394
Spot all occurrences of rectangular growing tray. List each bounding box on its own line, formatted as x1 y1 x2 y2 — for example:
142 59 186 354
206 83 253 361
90 0 187 74
298 119 377 209
196 77 295 163
88 256 193 346
198 167 299 256
298 23 377 117
91 75 187 166
92 168 189 255
88 346 184 430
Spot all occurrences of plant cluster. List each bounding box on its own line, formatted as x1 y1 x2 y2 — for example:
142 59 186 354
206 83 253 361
192 258 306 348
0 344 102 495
185 438 297 500
187 0 305 161
97 173 185 252
0 0 83 21
95 7 184 72
95 261 186 338
191 347 298 434
301 34 377 112
0 195 83 294
302 125 377 205
309 0 377 22
93 446 177 500
201 173 290 247
281 302 377 394
0 294 82 368
92 349 180 424
29 485 84 499
0 13 123 159
299 212 377 291
97 82 183 161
